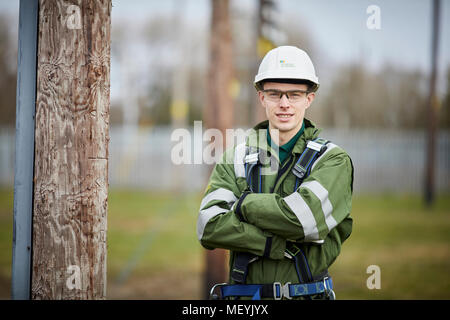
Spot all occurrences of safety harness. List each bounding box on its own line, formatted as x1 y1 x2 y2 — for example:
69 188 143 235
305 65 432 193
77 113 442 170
210 138 336 300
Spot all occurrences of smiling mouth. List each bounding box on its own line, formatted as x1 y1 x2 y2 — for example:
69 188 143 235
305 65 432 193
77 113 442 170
276 113 294 118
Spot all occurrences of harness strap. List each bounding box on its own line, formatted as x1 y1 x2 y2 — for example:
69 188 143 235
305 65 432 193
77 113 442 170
244 146 260 193
230 252 259 283
292 138 329 191
285 242 313 283
231 145 262 284
216 277 334 300
230 138 330 285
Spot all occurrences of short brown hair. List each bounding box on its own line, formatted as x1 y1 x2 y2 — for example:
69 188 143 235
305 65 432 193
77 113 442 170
255 78 317 92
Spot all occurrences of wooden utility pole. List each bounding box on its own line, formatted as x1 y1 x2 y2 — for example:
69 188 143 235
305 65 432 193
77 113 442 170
31 0 111 299
253 0 284 123
206 0 234 131
425 0 440 207
204 0 234 299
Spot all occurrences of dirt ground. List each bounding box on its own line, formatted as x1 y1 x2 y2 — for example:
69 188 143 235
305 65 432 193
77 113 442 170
1 271 203 300
0 274 10 299
107 270 203 300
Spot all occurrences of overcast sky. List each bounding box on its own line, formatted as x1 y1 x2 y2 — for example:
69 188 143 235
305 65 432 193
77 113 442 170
1 0 449 93
283 0 450 73
109 0 450 72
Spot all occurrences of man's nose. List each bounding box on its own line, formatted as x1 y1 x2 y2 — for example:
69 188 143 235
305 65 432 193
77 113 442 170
279 93 290 107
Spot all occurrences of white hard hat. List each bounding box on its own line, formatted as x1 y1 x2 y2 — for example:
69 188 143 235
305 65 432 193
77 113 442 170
254 46 319 91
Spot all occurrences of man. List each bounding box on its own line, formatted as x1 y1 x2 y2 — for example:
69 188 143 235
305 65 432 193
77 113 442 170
197 46 354 300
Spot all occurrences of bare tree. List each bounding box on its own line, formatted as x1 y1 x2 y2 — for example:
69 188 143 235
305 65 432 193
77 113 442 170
440 67 450 128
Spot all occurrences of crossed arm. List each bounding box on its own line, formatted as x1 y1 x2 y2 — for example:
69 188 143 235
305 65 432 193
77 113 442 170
197 148 353 265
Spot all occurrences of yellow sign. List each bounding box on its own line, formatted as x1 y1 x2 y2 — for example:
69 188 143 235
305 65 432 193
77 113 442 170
258 37 276 58
170 99 189 121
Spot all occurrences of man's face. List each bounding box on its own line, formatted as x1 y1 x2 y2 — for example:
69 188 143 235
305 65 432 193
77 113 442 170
258 81 315 138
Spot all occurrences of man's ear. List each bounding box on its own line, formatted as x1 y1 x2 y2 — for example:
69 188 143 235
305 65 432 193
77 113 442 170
258 91 266 108
305 92 315 109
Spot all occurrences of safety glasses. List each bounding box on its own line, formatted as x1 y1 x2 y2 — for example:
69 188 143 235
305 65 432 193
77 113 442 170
262 89 310 103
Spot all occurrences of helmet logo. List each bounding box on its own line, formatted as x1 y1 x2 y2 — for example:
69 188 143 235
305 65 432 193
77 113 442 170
279 60 295 68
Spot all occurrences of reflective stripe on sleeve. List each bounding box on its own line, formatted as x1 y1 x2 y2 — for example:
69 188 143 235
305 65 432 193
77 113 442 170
283 192 320 241
200 188 238 210
197 205 228 240
234 143 246 178
197 188 238 240
302 180 338 232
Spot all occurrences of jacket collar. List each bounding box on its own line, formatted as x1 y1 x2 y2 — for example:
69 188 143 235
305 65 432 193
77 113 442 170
247 118 322 155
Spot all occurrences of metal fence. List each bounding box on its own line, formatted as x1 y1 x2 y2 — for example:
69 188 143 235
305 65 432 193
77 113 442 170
1 126 449 194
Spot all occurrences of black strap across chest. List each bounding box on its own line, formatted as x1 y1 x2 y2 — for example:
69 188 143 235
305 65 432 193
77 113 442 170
231 138 330 285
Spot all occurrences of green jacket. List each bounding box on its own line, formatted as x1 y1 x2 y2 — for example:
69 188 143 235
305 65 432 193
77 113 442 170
197 118 353 291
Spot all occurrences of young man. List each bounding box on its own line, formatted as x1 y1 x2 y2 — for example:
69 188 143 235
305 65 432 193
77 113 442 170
197 46 354 300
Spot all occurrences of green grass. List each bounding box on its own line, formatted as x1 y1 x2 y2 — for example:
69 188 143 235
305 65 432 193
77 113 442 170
0 188 449 299
329 194 450 299
0 189 13 274
107 190 202 277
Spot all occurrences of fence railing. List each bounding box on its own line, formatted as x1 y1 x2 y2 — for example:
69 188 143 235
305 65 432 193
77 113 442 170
1 126 449 194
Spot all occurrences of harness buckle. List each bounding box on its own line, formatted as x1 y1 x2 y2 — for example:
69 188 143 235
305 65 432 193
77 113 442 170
284 251 293 259
306 141 323 152
285 244 301 258
244 153 259 164
292 163 306 179
283 282 292 300
322 277 336 300
273 282 282 300
209 283 227 300
273 282 291 300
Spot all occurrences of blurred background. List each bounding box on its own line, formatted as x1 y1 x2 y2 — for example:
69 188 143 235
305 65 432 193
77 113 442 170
0 0 449 299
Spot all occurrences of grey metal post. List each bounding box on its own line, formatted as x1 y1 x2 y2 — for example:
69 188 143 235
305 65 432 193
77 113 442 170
424 0 441 207
11 0 38 300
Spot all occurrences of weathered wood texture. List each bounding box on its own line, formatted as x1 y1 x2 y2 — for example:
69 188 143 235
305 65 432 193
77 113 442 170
32 0 111 299
203 0 233 299
206 0 234 134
